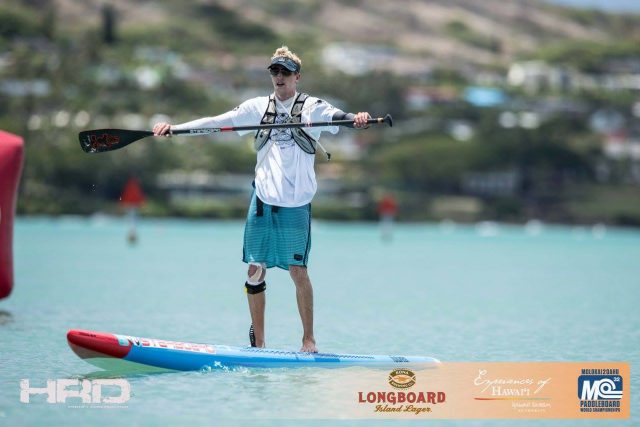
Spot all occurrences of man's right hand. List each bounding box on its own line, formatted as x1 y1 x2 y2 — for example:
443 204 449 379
153 122 172 136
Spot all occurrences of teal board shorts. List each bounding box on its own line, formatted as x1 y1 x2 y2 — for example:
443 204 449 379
242 191 311 270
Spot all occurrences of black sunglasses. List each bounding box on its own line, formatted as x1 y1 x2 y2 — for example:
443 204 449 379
269 67 293 77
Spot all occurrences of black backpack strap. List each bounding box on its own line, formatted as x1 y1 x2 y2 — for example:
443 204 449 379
261 93 278 125
254 94 277 151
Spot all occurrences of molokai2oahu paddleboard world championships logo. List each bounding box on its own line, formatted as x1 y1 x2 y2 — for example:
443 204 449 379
578 367 623 413
357 369 446 416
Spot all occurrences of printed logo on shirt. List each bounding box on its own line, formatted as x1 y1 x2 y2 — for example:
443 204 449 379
271 113 295 148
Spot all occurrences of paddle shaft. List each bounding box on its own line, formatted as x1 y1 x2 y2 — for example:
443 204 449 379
171 115 392 135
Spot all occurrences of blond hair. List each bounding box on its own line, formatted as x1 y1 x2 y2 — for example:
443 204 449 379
272 45 302 71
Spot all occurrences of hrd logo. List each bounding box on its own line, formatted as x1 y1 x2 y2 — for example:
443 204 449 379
20 379 130 404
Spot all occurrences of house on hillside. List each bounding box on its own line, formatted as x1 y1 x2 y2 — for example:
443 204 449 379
156 171 253 208
463 86 507 108
462 170 521 197
507 61 573 93
602 130 640 161
404 86 458 111
321 43 396 76
509 59 640 94
321 43 432 79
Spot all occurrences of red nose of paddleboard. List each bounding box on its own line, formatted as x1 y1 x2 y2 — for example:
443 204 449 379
67 329 132 359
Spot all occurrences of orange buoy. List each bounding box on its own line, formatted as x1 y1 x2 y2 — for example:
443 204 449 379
120 177 145 207
120 177 145 245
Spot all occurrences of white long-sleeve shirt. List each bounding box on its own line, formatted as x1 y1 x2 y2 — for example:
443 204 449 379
172 93 341 207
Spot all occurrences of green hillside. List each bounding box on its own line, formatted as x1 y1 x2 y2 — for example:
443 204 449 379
2 0 640 224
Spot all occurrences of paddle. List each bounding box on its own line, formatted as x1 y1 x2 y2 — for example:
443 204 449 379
78 114 393 153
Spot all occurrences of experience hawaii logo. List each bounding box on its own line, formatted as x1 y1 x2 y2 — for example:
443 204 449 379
578 368 623 413
357 369 446 416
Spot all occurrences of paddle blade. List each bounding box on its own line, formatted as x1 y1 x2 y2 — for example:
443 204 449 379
78 129 153 153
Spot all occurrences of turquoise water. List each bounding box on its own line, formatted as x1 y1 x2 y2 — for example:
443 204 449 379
1 217 638 426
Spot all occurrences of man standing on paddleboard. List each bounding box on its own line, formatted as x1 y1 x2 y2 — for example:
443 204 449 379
153 46 370 352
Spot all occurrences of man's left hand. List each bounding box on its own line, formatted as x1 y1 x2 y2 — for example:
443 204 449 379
353 112 372 129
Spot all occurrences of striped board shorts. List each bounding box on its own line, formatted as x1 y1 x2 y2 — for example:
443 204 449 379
242 191 311 270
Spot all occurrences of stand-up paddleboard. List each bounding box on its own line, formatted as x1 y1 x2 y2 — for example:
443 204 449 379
68 329 439 372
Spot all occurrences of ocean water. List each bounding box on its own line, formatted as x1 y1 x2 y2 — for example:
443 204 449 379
1 217 638 426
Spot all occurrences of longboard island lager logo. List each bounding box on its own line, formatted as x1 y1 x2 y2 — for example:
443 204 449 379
389 369 417 389
357 368 446 416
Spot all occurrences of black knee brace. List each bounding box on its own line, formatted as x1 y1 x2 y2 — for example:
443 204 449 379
245 281 266 294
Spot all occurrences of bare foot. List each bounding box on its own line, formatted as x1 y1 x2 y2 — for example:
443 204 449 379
300 339 318 353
